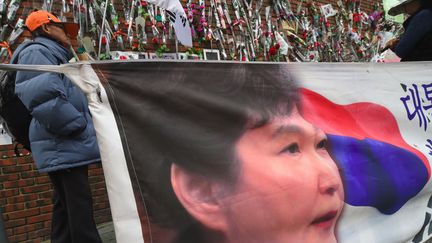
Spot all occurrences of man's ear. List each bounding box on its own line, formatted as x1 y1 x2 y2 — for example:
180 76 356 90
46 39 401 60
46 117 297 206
40 24 50 35
171 163 228 231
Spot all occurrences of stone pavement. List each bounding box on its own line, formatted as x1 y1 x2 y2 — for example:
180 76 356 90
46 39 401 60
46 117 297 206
98 222 116 243
41 221 116 243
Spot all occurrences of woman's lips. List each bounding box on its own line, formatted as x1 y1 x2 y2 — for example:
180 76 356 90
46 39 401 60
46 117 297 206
311 210 338 229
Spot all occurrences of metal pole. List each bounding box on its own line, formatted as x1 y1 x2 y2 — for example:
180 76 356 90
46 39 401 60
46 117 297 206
175 36 179 59
97 0 110 59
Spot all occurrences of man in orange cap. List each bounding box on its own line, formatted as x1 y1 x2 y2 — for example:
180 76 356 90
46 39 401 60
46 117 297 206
11 10 102 243
24 10 79 48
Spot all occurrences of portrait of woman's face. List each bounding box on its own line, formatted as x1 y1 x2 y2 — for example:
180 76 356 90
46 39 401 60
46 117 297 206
215 106 344 243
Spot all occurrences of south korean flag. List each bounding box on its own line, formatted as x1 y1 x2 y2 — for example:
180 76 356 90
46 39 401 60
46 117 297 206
146 0 192 47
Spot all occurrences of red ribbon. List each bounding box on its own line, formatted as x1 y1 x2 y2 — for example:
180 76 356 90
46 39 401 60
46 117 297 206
0 41 12 59
113 30 127 38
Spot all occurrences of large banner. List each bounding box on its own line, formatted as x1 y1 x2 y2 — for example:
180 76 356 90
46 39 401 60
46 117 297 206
0 124 12 145
3 61 432 243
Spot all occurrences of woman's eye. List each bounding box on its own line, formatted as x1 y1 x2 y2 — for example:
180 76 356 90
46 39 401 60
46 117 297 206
317 139 328 150
281 143 300 154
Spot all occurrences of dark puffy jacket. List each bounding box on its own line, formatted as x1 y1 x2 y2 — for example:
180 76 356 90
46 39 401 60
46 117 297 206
401 32 432 61
13 37 100 173
395 9 432 61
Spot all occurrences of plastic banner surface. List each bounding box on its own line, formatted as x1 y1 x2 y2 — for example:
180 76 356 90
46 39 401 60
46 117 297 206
2 61 432 243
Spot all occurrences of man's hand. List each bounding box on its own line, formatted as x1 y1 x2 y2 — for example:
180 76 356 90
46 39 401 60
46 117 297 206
382 38 399 52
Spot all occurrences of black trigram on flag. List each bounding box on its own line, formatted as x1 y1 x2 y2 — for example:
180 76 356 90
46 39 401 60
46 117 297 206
166 10 176 23
167 9 188 27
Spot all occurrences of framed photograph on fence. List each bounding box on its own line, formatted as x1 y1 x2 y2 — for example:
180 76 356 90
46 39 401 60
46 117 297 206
149 53 178 60
203 49 221 60
111 51 149 60
138 53 149 59
178 53 188 60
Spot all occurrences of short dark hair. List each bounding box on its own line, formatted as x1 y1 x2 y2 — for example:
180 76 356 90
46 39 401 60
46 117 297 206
30 26 45 39
135 63 299 232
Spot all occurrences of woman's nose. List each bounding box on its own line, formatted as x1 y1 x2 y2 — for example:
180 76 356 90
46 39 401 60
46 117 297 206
317 158 342 195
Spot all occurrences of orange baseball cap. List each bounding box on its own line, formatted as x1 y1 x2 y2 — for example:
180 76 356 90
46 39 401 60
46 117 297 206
25 10 79 37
